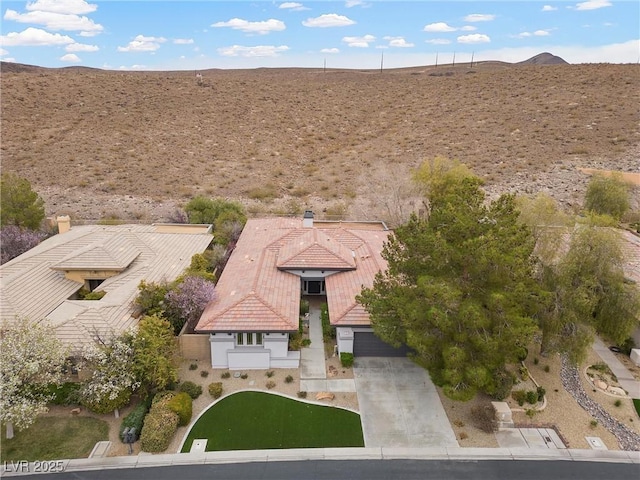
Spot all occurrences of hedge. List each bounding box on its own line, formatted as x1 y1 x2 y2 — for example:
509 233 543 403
119 402 149 443
167 392 193 427
139 408 179 453
178 381 203 399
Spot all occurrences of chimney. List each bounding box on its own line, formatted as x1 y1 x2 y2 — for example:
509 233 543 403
303 210 314 228
56 215 71 234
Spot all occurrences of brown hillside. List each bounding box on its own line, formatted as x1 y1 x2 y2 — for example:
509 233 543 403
1 62 638 224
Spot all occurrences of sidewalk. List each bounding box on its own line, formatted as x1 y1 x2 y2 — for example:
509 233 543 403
592 337 640 399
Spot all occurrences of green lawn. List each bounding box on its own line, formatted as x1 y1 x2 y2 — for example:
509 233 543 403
633 398 640 418
1 417 109 462
181 391 364 452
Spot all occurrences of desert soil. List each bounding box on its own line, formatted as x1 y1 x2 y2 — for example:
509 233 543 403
1 63 639 226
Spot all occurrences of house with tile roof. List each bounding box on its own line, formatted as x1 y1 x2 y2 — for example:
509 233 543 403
0 221 213 353
194 211 400 370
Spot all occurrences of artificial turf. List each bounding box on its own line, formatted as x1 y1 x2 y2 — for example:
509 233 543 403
181 391 364 452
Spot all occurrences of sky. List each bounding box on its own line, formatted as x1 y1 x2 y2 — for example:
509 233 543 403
0 0 638 70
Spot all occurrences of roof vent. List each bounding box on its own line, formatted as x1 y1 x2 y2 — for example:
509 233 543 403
303 210 314 228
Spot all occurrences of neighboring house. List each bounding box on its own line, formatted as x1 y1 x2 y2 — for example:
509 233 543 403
195 211 403 370
0 218 213 353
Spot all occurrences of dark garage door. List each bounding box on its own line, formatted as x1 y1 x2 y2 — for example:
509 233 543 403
353 332 412 357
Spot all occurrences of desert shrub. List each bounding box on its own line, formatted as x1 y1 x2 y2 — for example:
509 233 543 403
47 382 81 405
533 357 539 365
614 399 622 407
208 382 223 399
489 370 514 401
166 392 192 427
518 365 529 380
200 370 209 378
544 365 550 373
516 347 528 362
178 381 202 399
459 432 469 440
297 391 307 399
340 352 354 368
189 363 198 370
512 390 527 406
471 404 497 433
536 386 546 402
620 337 636 356
289 332 304 351
266 371 275 378
266 380 276 390
525 390 538 405
119 402 148 443
139 408 179 453
302 338 312 347
240 373 248 379
526 409 537 418
590 419 598 428
221 371 231 379
285 375 294 384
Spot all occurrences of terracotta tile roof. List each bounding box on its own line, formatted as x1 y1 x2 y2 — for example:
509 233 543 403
195 218 390 332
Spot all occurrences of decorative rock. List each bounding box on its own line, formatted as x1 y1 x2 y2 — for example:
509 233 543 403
315 392 335 401
594 379 608 390
606 386 626 396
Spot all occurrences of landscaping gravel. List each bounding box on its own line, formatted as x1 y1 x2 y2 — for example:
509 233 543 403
560 355 640 451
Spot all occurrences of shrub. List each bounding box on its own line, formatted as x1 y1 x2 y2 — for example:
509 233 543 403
167 392 193 427
470 405 497 433
590 419 598 428
516 347 528 362
189 363 198 370
533 358 539 365
536 386 546 402
208 382 223 399
240 373 248 379
526 409 537 418
490 370 514 401
139 408 179 452
266 380 276 390
152 391 176 407
200 370 209 378
302 338 312 347
299 299 310 316
512 390 527 406
47 382 81 405
320 303 335 339
297 391 307 399
178 381 202 400
340 352 354 368
119 402 148 443
221 371 231 379
544 365 550 373
525 390 538 405
518 365 529 380
614 399 622 407
285 375 294 384
266 370 275 378
459 432 469 440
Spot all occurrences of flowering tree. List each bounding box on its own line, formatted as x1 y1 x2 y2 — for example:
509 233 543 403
0 320 68 439
80 334 139 416
165 276 216 334
0 226 46 264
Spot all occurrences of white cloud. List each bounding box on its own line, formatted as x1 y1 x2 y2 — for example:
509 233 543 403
302 14 355 28
542 5 558 11
514 30 551 39
0 48 7 55
4 9 103 34
423 22 456 33
457 34 491 44
60 53 80 62
212 18 285 35
217 45 290 57
342 34 375 48
321 47 340 53
0 27 74 46
426 38 451 45
464 14 496 22
174 38 194 45
279 2 308 11
26 0 97 15
119 64 147 71
534 30 551 36
345 0 366 7
460 25 477 32
383 36 414 48
117 35 166 52
575 0 612 10
65 42 98 52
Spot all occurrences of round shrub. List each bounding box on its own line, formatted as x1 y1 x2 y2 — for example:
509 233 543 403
285 375 294 384
119 402 148 443
209 382 223 399
166 392 193 427
81 388 132 415
178 381 203 399
139 408 179 453
340 352 354 368
152 391 176 407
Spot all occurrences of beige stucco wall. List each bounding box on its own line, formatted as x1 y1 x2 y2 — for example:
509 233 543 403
154 224 213 234
179 333 211 361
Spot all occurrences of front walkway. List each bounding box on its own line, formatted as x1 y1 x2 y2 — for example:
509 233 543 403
592 337 640 398
299 299 356 393
354 357 459 448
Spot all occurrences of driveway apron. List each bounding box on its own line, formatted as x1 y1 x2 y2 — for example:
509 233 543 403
354 357 458 448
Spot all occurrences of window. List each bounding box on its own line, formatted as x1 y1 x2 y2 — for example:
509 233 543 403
236 332 264 346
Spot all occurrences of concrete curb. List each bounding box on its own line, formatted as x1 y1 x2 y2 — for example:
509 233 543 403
3 448 639 476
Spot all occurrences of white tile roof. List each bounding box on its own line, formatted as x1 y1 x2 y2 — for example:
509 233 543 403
0 224 212 352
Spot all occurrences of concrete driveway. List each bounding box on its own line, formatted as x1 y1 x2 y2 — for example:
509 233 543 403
353 357 458 448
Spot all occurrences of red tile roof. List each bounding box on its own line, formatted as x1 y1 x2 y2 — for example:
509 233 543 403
195 218 390 332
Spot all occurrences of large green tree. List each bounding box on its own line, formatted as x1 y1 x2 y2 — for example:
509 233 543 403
584 173 630 221
0 173 45 230
184 196 246 245
359 171 540 401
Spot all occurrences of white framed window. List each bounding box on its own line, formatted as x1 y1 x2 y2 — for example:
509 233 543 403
236 332 264 346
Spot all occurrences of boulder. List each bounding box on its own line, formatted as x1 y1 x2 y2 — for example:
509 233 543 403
315 392 335 401
594 379 608 391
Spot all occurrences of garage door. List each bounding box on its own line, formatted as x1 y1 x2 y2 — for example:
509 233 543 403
353 332 412 357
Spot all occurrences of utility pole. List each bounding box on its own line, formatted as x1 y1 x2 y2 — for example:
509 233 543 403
323 57 326 73
435 52 438 68
452 52 456 67
380 51 384 73
470 51 474 68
